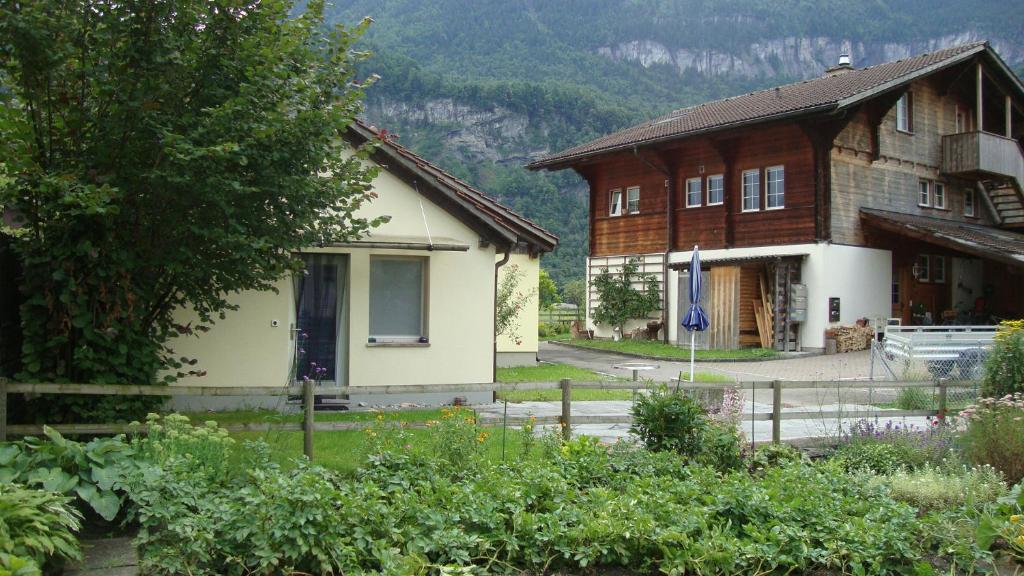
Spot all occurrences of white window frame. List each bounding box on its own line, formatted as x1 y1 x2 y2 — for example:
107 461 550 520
964 188 976 217
896 93 913 133
626 186 640 214
685 178 702 208
765 165 785 210
933 182 946 209
916 254 930 283
369 256 428 342
918 180 931 207
706 174 724 206
609 189 622 217
932 255 946 283
741 169 760 212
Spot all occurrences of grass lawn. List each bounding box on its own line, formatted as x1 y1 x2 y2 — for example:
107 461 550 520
231 426 533 476
494 362 730 401
180 407 444 426
555 338 779 360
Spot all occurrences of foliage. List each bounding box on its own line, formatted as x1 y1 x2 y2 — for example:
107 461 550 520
538 269 560 310
833 442 914 475
958 393 1024 485
896 387 934 410
869 463 1006 512
0 0 382 422
496 264 536 345
0 484 81 574
537 321 569 338
591 259 661 332
561 279 587 313
832 419 956 474
747 443 806 475
126 432 972 575
983 319 1024 397
0 428 133 521
630 385 708 458
976 482 1024 564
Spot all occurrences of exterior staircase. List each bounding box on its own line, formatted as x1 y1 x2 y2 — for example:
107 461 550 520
942 131 1024 229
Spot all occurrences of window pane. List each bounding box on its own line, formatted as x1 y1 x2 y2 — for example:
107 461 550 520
934 183 945 209
766 166 784 209
918 181 930 206
933 256 945 282
896 95 909 131
609 190 621 216
964 189 975 216
627 187 640 213
707 175 723 205
742 170 759 211
686 178 701 207
370 258 424 337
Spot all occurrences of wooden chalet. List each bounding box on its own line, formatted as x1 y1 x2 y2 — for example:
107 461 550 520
529 42 1024 350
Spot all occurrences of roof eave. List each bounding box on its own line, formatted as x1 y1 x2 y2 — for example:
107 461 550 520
526 103 839 171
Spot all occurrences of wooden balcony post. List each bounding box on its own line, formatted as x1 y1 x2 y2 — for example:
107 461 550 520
977 63 984 132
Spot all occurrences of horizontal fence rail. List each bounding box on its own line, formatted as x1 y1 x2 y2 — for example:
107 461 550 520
0 377 962 460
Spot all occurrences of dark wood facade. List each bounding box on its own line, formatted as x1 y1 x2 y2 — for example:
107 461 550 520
580 122 819 257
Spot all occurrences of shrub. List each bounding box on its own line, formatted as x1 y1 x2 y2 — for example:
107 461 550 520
630 385 707 457
538 321 569 338
747 443 806 475
958 394 1024 485
983 320 1024 397
873 463 1006 511
833 419 955 472
833 442 911 475
0 484 82 574
896 387 934 410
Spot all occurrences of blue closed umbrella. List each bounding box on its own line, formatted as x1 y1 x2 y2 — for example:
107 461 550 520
681 245 710 383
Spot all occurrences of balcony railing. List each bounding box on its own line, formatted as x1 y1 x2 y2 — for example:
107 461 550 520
941 131 1024 181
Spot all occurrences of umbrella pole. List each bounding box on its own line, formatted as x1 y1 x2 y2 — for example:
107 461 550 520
689 331 695 383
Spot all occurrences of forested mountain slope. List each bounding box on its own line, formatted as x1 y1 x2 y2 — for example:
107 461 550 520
323 0 1024 285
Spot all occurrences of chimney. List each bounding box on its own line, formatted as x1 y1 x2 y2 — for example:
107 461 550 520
826 53 853 75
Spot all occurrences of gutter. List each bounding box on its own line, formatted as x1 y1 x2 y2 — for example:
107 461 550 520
493 247 512 393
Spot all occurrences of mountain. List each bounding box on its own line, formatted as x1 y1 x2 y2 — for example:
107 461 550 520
321 0 1024 286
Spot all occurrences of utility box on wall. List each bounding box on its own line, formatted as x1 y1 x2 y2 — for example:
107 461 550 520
789 284 807 323
829 297 841 323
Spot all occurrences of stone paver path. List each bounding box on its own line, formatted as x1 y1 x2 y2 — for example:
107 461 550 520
65 536 139 576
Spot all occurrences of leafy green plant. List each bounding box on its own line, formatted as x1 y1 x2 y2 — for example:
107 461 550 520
0 428 133 521
630 385 707 457
747 443 806 475
983 320 1024 397
832 442 912 475
591 258 660 333
959 393 1024 485
0 484 81 573
896 387 934 410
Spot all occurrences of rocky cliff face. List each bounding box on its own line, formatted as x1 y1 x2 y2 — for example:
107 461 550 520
598 33 1023 79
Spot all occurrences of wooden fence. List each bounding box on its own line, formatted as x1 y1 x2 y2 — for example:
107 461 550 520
0 378 955 461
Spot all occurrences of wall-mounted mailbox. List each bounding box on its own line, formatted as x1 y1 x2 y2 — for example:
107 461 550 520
829 297 841 322
789 283 807 323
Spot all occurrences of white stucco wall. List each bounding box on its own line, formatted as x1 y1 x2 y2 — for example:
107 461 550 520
665 242 892 349
496 252 540 356
167 147 497 389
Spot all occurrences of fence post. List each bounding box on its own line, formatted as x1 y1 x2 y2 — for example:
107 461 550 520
0 378 7 442
303 379 314 460
560 378 571 441
772 380 782 444
937 379 948 424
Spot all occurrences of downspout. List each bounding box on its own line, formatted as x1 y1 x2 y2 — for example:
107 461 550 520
633 146 674 343
493 245 512 393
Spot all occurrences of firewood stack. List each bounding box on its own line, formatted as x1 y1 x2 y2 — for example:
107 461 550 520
832 325 874 353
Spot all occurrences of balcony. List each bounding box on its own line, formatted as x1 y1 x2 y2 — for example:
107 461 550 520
941 131 1024 181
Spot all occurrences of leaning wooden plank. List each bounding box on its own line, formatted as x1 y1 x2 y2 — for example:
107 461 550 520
752 301 768 348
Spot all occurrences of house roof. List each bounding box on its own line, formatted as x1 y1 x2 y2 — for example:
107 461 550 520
528 41 1021 170
345 120 558 253
860 208 1024 268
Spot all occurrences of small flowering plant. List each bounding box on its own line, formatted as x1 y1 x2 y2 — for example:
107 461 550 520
957 393 1024 485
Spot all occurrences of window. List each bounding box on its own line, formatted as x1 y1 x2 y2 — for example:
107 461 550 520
765 166 785 209
892 275 900 305
932 255 946 283
896 92 913 133
964 188 976 217
685 178 702 208
707 174 724 205
369 257 426 341
742 169 760 212
934 182 946 209
918 180 931 207
626 186 640 214
915 254 930 282
609 189 622 217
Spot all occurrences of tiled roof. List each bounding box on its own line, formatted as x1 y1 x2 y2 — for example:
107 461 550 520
860 208 1024 267
349 120 558 252
529 42 989 169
